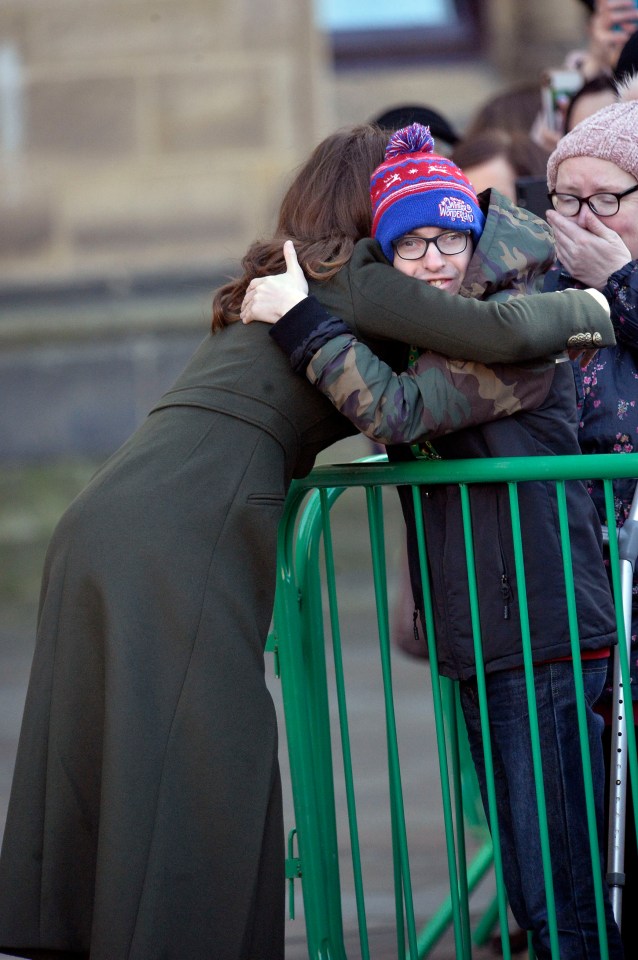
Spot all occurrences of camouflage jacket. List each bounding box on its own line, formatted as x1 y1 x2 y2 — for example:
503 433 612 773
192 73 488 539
271 190 617 675
271 190 559 446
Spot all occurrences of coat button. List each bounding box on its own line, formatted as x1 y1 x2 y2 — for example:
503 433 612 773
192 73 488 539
566 332 593 347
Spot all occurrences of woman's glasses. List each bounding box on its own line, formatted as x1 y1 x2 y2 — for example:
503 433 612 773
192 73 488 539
548 183 638 217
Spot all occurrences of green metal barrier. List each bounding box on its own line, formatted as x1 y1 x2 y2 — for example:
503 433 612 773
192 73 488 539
272 454 638 960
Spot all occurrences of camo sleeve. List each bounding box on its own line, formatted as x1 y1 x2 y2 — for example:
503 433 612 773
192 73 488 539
270 296 555 445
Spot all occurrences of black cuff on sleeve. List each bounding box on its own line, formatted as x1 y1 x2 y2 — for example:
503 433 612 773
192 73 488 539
270 295 351 373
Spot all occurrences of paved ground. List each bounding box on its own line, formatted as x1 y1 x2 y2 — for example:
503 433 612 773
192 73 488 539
0 440 512 959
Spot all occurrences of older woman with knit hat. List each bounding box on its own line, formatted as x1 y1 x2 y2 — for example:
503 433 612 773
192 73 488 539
546 73 638 532
547 75 638 288
546 74 638 957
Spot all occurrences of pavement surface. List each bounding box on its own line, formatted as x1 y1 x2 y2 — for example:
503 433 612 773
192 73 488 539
0 438 510 959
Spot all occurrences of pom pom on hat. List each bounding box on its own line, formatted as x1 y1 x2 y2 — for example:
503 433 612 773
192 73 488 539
385 123 435 158
370 123 485 262
547 73 638 189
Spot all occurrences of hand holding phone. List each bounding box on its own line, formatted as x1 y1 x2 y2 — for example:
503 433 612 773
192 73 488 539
604 0 638 32
541 69 582 134
589 0 638 71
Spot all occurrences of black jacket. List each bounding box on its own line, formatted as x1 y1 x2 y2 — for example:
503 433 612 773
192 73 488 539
396 359 616 680
389 194 617 679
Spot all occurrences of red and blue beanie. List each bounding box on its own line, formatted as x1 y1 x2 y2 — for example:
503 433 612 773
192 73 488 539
371 123 485 262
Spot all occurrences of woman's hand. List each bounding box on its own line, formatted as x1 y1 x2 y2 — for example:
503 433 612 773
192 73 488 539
546 207 632 289
240 241 309 324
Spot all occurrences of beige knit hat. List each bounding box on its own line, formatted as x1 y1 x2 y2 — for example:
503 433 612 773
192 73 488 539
547 73 638 189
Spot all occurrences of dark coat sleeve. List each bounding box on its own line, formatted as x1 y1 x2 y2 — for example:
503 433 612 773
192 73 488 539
270 296 556 445
309 238 615 364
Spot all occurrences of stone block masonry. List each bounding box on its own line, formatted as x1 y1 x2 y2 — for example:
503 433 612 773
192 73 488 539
0 0 327 290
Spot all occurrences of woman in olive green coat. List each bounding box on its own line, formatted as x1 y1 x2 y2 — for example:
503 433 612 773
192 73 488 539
0 125 613 960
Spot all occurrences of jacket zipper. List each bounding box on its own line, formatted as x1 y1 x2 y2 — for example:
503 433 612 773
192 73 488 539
500 573 512 620
496 498 513 620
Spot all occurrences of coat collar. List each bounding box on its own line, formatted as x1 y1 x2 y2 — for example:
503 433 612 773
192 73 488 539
460 188 556 302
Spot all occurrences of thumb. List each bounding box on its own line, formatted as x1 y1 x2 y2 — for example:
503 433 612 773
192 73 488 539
283 239 301 275
283 240 308 294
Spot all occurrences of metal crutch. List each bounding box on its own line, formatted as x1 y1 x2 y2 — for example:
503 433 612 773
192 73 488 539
606 481 638 926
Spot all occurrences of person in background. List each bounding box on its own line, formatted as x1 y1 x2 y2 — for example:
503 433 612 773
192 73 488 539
576 0 638 79
451 128 550 202
461 5 636 157
546 73 638 956
463 82 545 141
242 123 624 960
560 21 638 139
372 103 460 155
531 2 638 151
615 26 638 81
564 73 618 131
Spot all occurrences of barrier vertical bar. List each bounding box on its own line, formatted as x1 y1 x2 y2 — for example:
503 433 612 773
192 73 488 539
459 483 512 960
555 479 609 959
507 482 560 960
444 680 474 958
366 485 418 959
274 488 347 960
319 489 371 960
603 478 638 925
412 488 468 958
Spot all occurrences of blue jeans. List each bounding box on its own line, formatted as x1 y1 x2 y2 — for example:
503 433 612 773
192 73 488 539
460 659 624 960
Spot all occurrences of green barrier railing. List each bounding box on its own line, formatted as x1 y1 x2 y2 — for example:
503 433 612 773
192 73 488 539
272 453 638 960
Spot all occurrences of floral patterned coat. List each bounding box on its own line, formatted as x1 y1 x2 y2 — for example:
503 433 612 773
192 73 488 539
547 259 638 699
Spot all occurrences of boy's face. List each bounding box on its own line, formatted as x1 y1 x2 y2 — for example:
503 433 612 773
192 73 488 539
392 226 472 296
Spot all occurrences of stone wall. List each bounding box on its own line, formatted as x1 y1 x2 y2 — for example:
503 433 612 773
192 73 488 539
0 0 589 292
0 0 329 289
485 0 588 77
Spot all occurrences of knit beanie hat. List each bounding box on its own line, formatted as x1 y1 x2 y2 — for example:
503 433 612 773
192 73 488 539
370 123 485 262
547 73 638 189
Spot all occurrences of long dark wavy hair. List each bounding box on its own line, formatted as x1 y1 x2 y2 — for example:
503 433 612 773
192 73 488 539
211 124 387 330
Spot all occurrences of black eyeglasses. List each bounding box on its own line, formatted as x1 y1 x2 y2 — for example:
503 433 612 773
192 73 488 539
548 183 638 217
393 231 470 260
